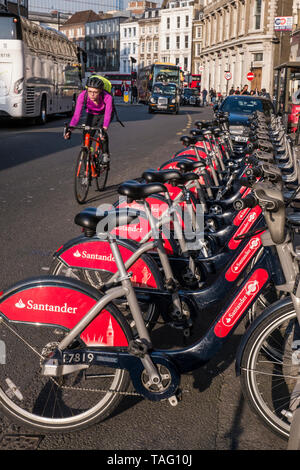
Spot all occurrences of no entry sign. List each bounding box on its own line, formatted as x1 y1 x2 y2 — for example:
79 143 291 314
224 72 232 80
247 72 255 81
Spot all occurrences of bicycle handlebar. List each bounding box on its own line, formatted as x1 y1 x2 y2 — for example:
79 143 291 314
63 123 104 136
233 194 258 211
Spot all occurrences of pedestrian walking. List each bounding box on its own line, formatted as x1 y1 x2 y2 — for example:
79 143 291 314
234 87 240 95
202 88 208 106
131 82 138 104
229 86 235 95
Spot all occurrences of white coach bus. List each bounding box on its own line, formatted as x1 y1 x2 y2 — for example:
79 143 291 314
0 11 85 123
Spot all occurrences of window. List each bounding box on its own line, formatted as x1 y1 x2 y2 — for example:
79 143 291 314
185 15 189 27
196 43 201 56
185 35 188 48
147 42 151 52
154 41 158 52
166 36 170 49
176 36 180 49
177 16 180 28
196 26 202 38
167 17 170 29
124 28 127 37
253 52 263 61
184 57 188 70
254 0 262 30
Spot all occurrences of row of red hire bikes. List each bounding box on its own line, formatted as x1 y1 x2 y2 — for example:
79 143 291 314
1 109 300 449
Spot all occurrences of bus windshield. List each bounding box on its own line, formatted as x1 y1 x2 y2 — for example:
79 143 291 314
0 17 18 40
154 65 180 86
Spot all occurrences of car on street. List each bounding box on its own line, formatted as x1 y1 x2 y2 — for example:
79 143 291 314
215 95 275 147
148 82 180 114
180 88 201 107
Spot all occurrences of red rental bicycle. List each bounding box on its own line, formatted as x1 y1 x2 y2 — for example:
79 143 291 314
65 124 109 204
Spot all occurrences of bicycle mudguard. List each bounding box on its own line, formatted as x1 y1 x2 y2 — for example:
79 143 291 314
0 276 131 347
54 236 164 290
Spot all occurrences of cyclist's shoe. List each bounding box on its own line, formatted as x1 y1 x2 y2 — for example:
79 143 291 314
102 153 110 163
102 153 110 169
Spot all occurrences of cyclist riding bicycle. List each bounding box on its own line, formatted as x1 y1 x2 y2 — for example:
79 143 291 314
64 76 112 165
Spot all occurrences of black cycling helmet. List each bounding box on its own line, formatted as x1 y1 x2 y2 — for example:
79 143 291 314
86 75 104 90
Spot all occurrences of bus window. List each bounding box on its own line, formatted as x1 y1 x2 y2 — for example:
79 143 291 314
0 17 18 40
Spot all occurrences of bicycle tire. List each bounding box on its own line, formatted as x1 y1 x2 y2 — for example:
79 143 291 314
240 301 300 439
95 153 109 191
74 149 91 204
0 292 132 433
288 406 300 449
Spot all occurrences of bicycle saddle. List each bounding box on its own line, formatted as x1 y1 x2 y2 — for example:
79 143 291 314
142 169 199 186
118 181 168 201
176 160 206 172
74 207 141 233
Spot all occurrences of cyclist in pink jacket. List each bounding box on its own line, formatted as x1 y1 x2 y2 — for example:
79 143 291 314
65 76 113 164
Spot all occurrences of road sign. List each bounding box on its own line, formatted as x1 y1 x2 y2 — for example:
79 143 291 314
247 72 255 81
274 16 293 31
224 72 232 80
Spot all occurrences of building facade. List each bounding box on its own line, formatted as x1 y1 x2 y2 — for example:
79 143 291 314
191 0 204 75
85 12 130 72
1 0 28 16
120 18 139 73
198 0 293 95
138 8 160 68
28 0 125 14
59 10 101 51
159 0 194 73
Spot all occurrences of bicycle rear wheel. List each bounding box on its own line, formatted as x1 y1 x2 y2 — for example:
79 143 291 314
74 149 91 204
94 151 109 191
0 307 132 433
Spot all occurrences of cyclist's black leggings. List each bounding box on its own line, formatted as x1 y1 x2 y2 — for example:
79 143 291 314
85 113 109 155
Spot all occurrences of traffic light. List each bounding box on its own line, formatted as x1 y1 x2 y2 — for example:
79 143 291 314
131 71 137 79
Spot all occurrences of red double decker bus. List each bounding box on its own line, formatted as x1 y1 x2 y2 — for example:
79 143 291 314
190 74 201 88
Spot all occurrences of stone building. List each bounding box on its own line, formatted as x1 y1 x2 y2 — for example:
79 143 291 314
198 0 293 95
120 17 139 73
138 8 160 68
59 10 101 51
159 0 194 74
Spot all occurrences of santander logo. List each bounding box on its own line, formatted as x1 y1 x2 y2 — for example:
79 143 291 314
73 250 115 262
14 298 78 314
214 268 269 337
225 235 262 282
245 280 260 296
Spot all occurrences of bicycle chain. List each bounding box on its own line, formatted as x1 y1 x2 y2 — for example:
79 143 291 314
1 320 190 398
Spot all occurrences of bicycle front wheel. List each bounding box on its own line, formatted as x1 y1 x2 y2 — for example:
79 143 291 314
240 302 300 439
0 313 131 433
74 149 91 204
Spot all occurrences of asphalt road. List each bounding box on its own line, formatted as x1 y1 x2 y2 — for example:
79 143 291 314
0 102 287 452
